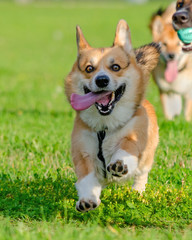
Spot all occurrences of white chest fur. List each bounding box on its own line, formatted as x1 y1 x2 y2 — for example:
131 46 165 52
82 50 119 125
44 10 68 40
80 116 137 183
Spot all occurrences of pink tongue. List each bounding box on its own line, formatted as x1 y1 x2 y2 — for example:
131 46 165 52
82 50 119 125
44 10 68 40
165 60 178 83
70 91 111 111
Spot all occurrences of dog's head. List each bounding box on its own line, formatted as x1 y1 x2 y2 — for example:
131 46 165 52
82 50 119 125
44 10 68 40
65 20 160 131
172 1 192 51
151 16 182 62
173 0 192 30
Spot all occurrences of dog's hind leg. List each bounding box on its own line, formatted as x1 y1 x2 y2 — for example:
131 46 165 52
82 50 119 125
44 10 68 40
160 93 182 120
184 96 192 121
132 172 148 193
132 146 155 193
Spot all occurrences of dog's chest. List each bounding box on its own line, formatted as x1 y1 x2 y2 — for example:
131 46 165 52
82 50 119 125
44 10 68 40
82 130 119 167
81 119 135 182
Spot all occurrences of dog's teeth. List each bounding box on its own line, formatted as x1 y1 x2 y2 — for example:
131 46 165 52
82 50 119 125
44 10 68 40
112 92 115 101
109 92 115 104
183 43 192 49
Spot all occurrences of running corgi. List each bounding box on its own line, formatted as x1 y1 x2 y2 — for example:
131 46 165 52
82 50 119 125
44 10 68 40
151 3 192 121
65 20 160 212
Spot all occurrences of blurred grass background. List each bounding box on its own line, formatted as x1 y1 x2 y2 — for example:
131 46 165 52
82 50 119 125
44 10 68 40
0 0 192 239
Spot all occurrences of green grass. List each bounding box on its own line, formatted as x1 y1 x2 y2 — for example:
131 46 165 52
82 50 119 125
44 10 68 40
0 0 192 239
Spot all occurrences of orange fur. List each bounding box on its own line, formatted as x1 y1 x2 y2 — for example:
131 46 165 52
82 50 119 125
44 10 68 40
120 99 158 169
71 115 94 181
65 20 160 212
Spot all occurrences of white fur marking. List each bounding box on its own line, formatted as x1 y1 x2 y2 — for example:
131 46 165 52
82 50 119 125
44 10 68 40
75 172 102 203
132 172 148 193
163 93 182 119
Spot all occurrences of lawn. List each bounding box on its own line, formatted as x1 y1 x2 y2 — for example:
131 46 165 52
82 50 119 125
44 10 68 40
0 0 192 239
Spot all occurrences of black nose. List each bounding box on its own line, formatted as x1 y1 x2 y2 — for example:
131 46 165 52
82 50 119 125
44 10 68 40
168 53 175 60
172 11 189 25
95 75 110 88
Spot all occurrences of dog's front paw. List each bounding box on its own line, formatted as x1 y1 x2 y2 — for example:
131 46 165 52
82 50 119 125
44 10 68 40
107 160 128 177
76 199 100 212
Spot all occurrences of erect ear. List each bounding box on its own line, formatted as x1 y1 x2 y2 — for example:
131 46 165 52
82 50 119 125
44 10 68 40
113 19 133 54
151 16 164 41
135 42 161 75
76 25 91 53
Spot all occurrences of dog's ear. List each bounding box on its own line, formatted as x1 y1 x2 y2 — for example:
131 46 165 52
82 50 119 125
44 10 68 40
151 16 164 41
113 19 134 54
135 42 161 74
76 25 91 53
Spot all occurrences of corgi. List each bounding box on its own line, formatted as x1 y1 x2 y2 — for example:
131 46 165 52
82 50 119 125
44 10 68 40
173 0 192 52
65 20 160 212
150 3 192 121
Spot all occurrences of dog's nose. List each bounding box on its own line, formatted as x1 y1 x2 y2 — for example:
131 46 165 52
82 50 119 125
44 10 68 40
95 75 110 88
168 53 175 60
172 11 189 25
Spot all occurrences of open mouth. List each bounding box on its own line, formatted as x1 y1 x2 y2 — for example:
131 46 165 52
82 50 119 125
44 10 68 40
182 42 192 52
177 28 192 52
84 84 126 116
164 60 178 83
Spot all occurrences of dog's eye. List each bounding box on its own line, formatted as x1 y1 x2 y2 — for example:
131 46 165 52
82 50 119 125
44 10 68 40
177 2 184 9
85 65 95 73
111 64 121 72
163 42 167 47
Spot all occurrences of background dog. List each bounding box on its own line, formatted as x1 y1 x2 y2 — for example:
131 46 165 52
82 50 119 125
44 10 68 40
173 0 192 30
173 0 192 51
65 20 160 212
150 2 192 121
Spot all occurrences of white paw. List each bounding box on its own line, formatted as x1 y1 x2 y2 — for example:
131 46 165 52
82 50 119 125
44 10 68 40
132 184 146 193
75 172 102 212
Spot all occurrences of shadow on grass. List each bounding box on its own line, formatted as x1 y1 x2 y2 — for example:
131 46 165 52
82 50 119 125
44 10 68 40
0 171 191 228
0 172 139 226
0 172 78 221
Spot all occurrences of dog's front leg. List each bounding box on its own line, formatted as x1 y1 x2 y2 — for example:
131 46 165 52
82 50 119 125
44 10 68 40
160 93 182 120
71 117 102 212
73 150 102 212
75 171 102 212
107 149 138 179
106 128 153 193
107 149 150 192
